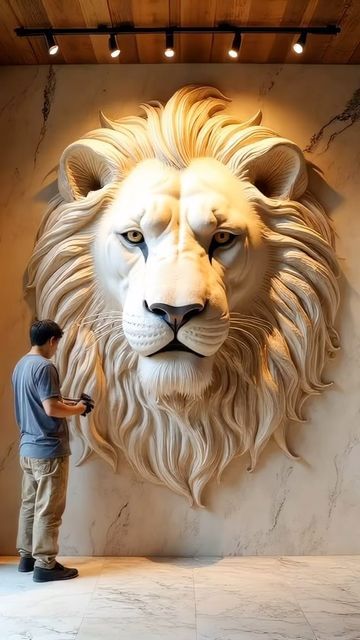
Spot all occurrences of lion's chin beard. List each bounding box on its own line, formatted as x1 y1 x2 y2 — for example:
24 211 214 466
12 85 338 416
138 352 214 399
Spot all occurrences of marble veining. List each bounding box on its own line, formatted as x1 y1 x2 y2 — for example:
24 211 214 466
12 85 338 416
258 66 283 96
104 502 130 554
268 465 294 534
33 65 56 166
327 427 360 522
1 556 360 639
304 86 360 153
0 67 40 119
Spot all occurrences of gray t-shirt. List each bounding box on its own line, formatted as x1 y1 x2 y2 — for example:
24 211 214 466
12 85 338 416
12 354 70 459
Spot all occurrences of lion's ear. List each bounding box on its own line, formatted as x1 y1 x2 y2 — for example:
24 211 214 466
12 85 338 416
58 139 122 202
239 139 307 200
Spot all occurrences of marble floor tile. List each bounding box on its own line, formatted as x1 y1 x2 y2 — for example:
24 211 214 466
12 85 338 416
194 584 303 620
193 560 314 640
76 616 196 640
196 614 316 640
193 559 284 592
278 555 360 636
0 616 82 640
0 557 104 618
2 556 360 639
98 555 196 580
85 559 196 623
288 584 360 616
300 612 360 640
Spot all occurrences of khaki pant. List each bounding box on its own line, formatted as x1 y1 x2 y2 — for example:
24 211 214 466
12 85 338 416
16 456 69 569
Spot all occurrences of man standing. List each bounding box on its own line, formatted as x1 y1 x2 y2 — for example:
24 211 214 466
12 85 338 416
12 319 89 582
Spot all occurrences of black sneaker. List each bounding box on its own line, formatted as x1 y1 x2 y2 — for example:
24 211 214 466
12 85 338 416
18 556 35 572
33 561 79 582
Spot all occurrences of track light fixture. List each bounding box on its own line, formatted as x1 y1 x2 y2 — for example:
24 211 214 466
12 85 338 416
45 32 58 56
293 31 307 54
164 30 175 58
108 34 120 58
228 31 242 58
16 24 340 61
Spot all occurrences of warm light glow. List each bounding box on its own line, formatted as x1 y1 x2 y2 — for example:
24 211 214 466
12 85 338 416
45 33 59 56
164 31 175 58
293 42 303 54
228 31 241 59
292 32 307 55
109 34 120 58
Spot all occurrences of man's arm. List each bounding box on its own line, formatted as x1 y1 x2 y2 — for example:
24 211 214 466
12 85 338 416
42 398 86 418
37 363 87 418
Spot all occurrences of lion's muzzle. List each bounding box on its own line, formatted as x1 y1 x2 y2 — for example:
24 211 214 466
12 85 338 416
145 301 207 357
147 301 205 330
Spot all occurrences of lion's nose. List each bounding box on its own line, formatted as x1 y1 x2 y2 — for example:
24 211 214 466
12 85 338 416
146 302 204 331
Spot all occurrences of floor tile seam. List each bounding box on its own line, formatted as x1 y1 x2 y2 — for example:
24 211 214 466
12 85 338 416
73 613 87 639
291 601 319 640
78 557 107 618
73 559 107 640
279 565 319 640
0 614 84 639
75 557 196 621
192 567 198 640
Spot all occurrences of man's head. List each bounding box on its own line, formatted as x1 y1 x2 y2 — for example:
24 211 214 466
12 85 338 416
30 320 63 357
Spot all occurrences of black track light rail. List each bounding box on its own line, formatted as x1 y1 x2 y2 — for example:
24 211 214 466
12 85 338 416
15 24 340 38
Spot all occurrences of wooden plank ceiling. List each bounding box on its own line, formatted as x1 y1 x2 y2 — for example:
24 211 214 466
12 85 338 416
0 0 359 65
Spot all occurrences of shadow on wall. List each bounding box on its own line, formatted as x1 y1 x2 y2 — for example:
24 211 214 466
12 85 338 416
34 174 58 203
307 164 343 214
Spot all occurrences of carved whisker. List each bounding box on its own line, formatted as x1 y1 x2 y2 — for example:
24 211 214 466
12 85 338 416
229 320 270 331
92 331 124 340
83 328 124 352
228 326 263 349
91 320 123 333
93 330 124 344
230 314 272 329
81 310 123 317
79 316 123 326
227 335 248 352
93 326 124 338
79 312 123 323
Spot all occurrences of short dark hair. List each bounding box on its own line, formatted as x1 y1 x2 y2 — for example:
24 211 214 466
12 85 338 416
30 320 63 346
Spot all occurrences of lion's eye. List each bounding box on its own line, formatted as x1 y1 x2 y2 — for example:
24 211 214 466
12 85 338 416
122 230 145 245
213 231 235 247
209 230 239 261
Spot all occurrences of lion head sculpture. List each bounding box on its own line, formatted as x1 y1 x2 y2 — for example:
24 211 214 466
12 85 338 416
26 85 340 506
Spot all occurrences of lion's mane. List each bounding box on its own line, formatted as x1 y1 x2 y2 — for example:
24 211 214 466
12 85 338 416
26 86 339 506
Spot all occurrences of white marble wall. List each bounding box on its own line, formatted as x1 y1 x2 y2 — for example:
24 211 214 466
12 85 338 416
0 64 359 556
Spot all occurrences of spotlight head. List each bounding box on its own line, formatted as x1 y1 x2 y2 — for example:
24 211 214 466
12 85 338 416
228 31 241 59
109 34 120 58
164 31 175 58
293 31 307 54
45 33 59 56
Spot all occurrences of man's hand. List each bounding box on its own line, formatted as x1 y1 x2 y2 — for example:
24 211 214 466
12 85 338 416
62 399 77 406
42 398 87 418
76 401 88 416
80 394 95 417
